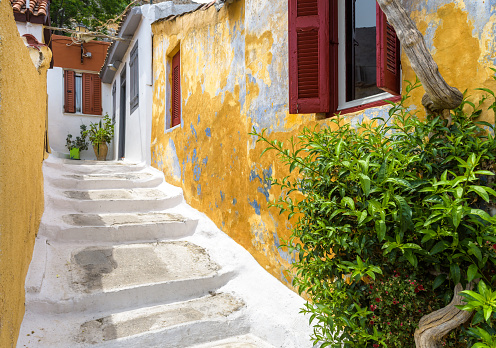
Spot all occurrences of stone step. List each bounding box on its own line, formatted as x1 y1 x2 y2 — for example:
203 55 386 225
18 293 249 348
187 334 276 348
40 212 197 243
46 171 164 190
27 241 234 315
44 157 146 174
49 184 183 213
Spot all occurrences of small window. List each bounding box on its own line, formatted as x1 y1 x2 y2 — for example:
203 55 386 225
129 42 139 113
171 50 181 127
288 0 401 114
64 70 102 115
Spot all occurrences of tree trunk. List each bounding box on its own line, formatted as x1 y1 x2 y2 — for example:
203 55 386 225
414 283 474 348
376 0 463 113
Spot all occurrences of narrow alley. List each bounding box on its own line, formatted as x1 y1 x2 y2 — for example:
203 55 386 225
17 156 314 347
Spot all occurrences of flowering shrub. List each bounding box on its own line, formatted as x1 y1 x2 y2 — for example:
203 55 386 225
251 79 496 347
366 271 442 347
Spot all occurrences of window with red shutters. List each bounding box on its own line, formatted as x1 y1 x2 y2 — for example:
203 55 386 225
171 51 181 128
288 0 330 114
376 2 401 95
289 0 401 115
82 73 102 115
64 70 76 113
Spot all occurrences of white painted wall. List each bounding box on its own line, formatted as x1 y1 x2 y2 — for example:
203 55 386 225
47 67 113 160
104 3 199 165
104 8 154 165
16 22 43 42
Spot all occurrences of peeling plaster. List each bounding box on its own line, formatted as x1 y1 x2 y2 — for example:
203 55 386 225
151 0 496 289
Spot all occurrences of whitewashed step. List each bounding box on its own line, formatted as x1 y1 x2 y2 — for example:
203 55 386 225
18 293 248 348
188 334 276 348
46 171 164 190
44 157 146 174
40 212 197 243
27 241 235 315
49 184 183 213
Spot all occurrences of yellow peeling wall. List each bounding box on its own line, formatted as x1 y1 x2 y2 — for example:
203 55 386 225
0 1 48 346
151 0 496 288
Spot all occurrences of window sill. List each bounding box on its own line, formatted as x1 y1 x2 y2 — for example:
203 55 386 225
336 95 401 116
165 124 181 133
64 112 103 117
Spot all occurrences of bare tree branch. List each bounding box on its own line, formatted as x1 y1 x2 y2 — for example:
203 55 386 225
376 0 463 113
414 283 474 348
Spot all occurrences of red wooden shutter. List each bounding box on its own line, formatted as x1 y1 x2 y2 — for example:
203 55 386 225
289 0 330 114
376 3 401 95
93 74 102 115
82 73 92 114
171 51 181 127
64 70 76 113
82 73 102 115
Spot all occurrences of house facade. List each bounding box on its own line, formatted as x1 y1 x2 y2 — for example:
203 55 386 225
100 1 200 164
150 0 496 286
47 35 111 159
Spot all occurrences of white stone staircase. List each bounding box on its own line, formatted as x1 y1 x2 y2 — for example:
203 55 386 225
17 156 315 348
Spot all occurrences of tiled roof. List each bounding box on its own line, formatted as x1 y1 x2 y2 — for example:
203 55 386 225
10 0 49 17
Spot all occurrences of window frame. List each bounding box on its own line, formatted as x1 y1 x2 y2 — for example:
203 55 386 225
171 50 181 128
63 70 102 116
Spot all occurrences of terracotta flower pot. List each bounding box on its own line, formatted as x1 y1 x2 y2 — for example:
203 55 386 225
93 142 108 161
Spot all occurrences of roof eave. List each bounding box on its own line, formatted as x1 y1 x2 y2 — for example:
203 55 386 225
100 6 142 84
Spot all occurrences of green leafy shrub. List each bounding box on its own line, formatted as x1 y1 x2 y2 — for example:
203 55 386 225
83 114 114 147
66 124 89 151
251 79 496 347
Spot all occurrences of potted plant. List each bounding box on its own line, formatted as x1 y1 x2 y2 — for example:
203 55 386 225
84 114 114 161
66 124 89 160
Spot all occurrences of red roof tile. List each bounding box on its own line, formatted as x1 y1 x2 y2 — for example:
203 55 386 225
10 0 49 17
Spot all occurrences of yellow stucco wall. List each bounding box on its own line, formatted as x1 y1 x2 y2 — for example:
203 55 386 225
0 1 49 346
151 0 496 288
403 1 496 123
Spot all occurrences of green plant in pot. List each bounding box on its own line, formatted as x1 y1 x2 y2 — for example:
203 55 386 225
84 114 114 161
66 124 89 160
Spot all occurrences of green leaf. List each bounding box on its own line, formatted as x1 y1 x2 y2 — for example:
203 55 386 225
341 197 355 210
359 174 371 197
452 205 463 228
384 178 411 188
484 307 493 322
375 220 386 242
430 241 449 256
335 139 344 157
378 160 387 182
472 311 485 325
404 250 418 267
358 210 368 225
468 242 483 262
450 264 461 285
467 264 478 283
393 195 412 232
473 170 495 176
469 185 490 203
433 274 447 290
